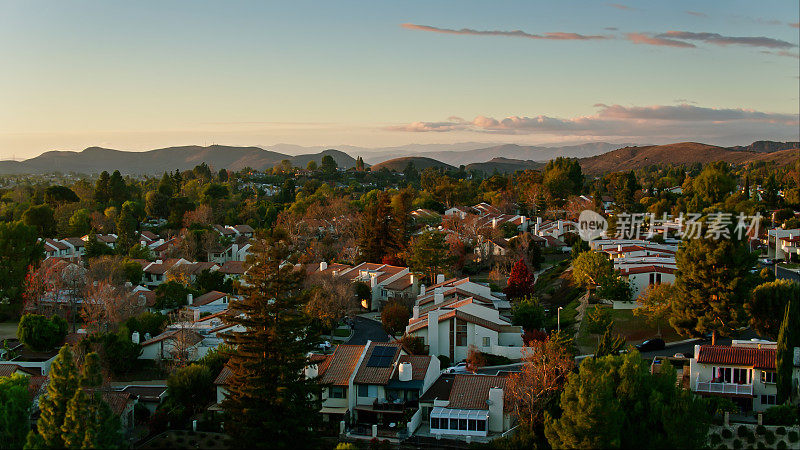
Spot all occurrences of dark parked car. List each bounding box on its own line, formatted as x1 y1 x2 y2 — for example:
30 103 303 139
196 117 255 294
636 338 666 352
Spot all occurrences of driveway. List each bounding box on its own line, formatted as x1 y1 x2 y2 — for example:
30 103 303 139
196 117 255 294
346 316 390 345
0 322 18 340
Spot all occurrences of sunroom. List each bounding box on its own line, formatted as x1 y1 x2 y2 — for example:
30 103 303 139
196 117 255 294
429 407 489 437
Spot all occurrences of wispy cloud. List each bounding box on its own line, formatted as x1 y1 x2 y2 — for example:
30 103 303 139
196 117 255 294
790 22 800 29
387 104 799 143
605 27 619 31
658 31 797 49
625 33 695 48
761 50 800 59
607 3 635 11
400 23 608 40
685 11 708 18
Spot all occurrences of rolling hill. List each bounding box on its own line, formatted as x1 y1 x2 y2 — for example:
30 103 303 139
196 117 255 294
465 157 543 174
369 156 455 172
578 142 799 175
0 145 359 175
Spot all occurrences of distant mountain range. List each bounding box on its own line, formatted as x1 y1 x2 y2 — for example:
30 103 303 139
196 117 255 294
0 140 796 176
0 145 358 175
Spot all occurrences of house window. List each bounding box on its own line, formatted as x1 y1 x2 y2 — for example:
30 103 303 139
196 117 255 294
468 419 477 431
476 420 486 432
431 418 440 429
449 419 458 430
762 371 776 384
456 323 468 347
459 419 467 430
358 385 368 397
482 337 491 347
330 386 346 399
761 395 777 406
733 368 750 384
655 273 662 284
649 273 655 285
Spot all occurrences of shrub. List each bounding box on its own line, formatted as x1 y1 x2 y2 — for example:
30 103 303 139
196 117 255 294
738 425 749 437
756 425 766 435
746 434 755 444
17 314 68 351
733 438 742 449
763 404 799 425
776 426 786 435
777 441 787 450
709 433 722 445
788 430 799 442
756 442 766 449
722 429 733 439
765 430 776 445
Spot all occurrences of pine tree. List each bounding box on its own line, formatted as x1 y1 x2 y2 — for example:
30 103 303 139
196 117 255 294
356 156 365 171
670 229 756 344
94 171 111 206
32 345 78 448
221 236 320 448
595 322 626 358
358 191 397 262
776 298 799 403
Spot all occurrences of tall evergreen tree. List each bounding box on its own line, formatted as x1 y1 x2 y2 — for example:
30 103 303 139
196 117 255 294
221 236 320 448
115 204 138 255
0 373 31 449
670 227 756 344
30 346 79 448
776 298 799 404
0 222 43 307
94 171 111 206
61 353 122 449
358 191 398 262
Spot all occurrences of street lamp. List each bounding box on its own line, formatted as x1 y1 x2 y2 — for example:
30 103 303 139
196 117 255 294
557 306 564 333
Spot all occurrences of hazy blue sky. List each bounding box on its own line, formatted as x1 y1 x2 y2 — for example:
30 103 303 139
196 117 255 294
0 0 798 158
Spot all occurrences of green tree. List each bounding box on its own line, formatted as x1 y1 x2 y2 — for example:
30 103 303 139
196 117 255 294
109 170 128 205
692 163 735 206
306 160 317 171
0 222 43 306
545 351 710 449
94 171 111 206
670 231 756 344
85 230 113 258
154 281 195 309
572 251 614 298
166 364 214 415
595 322 626 358
321 154 337 172
634 283 675 337
114 203 138 255
22 204 56 237
776 298 799 404
145 190 170 218
746 280 798 340
17 314 68 351
512 296 546 332
0 373 31 449
221 236 320 448
195 269 232 293
68 209 92 236
44 186 79 205
597 274 633 303
358 191 399 263
31 345 79 448
406 229 454 284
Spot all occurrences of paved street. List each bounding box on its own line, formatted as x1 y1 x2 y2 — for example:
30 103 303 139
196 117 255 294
346 316 390 345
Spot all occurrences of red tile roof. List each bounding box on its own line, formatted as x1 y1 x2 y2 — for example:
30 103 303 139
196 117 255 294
618 265 676 276
215 366 233 385
395 355 432 381
192 291 228 306
448 374 511 411
697 345 776 370
319 345 365 386
218 260 246 275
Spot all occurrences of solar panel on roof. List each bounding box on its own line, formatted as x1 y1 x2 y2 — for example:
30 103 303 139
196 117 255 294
366 346 395 367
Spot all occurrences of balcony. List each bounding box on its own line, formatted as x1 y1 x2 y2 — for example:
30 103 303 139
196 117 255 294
696 381 753 396
372 399 415 412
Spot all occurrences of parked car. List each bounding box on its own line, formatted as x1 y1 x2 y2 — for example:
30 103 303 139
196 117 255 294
635 338 666 352
760 258 776 265
443 362 468 374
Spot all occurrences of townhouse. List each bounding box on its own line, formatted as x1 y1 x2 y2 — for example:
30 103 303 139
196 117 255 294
689 340 800 413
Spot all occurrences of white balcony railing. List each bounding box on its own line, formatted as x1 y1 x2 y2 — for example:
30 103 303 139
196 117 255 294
696 381 753 396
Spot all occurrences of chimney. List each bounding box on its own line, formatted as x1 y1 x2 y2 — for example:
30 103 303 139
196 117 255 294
694 344 701 359
187 293 193 305
534 222 540 235
434 287 444 305
618 244 622 252
131 331 140 344
488 387 504 432
412 305 419 319
419 284 426 296
410 273 419 295
370 272 378 289
557 221 563 234
436 274 445 284
319 261 328 272
491 218 498 229
520 215 526 230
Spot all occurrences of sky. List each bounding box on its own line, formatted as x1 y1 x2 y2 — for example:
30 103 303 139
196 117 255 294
0 0 798 159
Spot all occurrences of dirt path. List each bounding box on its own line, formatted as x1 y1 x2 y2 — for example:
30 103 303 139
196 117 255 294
572 291 590 341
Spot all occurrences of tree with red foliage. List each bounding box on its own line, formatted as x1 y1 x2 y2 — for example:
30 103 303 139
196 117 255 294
505 259 536 300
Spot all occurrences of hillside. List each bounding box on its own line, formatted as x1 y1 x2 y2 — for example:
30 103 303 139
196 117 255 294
370 156 455 172
727 140 800 153
578 142 799 174
466 157 543 174
0 145 358 175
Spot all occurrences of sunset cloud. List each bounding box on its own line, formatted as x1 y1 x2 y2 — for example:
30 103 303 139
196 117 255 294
685 11 708 18
400 23 609 40
625 33 696 48
387 104 799 142
790 22 799 29
658 31 797 49
607 3 635 11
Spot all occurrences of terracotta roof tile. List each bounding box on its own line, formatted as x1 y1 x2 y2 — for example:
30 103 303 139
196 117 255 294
215 366 233 385
395 355 432 381
697 345 776 370
319 345 365 386
448 374 510 411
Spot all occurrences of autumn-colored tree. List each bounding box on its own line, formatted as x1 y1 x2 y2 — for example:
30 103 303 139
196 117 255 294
304 272 359 331
508 335 575 432
381 301 410 337
465 345 486 373
505 259 536 300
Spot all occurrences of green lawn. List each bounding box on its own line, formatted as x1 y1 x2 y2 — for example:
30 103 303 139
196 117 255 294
575 305 683 354
332 327 351 338
0 322 18 340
